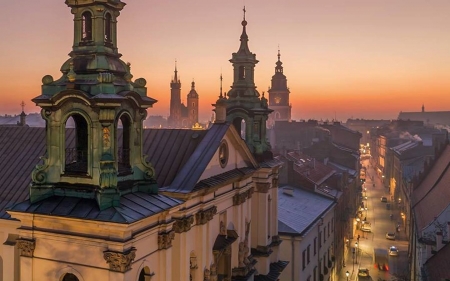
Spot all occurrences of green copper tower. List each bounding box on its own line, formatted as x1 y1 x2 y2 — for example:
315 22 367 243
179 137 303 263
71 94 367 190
30 0 158 210
226 7 273 161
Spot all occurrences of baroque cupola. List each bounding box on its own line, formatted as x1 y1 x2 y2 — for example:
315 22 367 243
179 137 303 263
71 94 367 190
30 0 158 210
225 7 273 161
267 49 291 126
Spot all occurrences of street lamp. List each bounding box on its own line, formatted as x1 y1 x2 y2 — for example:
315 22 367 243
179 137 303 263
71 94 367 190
365 207 368 218
355 242 359 264
346 270 350 281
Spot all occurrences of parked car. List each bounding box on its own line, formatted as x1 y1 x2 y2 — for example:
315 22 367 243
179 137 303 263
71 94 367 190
389 246 399 256
381 196 388 202
386 232 396 240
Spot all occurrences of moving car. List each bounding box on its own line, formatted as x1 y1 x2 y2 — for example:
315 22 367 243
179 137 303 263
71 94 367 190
358 268 370 279
389 246 399 256
381 196 388 202
386 232 396 240
361 225 371 232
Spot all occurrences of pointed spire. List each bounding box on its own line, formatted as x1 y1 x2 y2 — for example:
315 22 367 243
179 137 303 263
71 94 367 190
174 60 178 82
277 45 281 61
191 79 195 90
220 73 223 98
238 6 250 54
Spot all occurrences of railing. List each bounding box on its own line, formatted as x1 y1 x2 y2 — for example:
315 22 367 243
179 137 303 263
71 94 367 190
65 148 87 174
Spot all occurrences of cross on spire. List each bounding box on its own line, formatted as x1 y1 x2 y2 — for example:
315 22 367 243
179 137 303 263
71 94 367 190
243 6 246 20
20 101 25 112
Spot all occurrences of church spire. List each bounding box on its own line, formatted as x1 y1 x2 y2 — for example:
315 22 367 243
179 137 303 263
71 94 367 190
174 60 178 82
275 48 283 73
237 6 251 55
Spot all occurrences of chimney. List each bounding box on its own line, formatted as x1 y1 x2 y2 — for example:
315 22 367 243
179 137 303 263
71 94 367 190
19 111 26 126
436 232 443 251
283 186 294 196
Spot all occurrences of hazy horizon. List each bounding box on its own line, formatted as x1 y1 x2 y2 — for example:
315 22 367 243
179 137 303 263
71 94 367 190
1 0 449 122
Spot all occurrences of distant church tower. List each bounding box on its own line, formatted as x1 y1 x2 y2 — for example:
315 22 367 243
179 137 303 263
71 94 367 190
169 63 182 128
29 0 158 210
226 8 273 160
268 49 291 127
187 80 199 125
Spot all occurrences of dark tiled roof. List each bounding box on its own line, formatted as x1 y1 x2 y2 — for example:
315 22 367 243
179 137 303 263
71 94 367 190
413 145 450 231
254 260 289 281
193 167 255 191
161 123 234 193
10 191 182 224
0 126 47 219
142 128 209 188
424 243 450 280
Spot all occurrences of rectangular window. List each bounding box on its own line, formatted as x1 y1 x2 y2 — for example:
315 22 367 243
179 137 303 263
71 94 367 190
319 232 322 248
314 237 317 255
331 218 334 233
302 250 306 270
324 226 326 242
307 244 311 263
328 222 330 237
313 267 317 281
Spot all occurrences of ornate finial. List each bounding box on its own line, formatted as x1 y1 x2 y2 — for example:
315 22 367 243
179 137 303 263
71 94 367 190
124 62 133 82
241 6 247 27
20 101 25 112
67 62 77 82
277 45 281 61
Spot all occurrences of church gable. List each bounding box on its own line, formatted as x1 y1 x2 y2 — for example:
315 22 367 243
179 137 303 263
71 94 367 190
199 126 257 182
161 124 258 194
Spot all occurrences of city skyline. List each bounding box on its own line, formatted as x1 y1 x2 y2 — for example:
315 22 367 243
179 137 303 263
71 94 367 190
1 0 450 122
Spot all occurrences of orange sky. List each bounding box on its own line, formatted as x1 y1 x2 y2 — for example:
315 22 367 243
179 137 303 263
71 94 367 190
1 0 450 122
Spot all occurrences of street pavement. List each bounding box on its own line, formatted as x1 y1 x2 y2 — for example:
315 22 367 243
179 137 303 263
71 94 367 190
338 159 409 281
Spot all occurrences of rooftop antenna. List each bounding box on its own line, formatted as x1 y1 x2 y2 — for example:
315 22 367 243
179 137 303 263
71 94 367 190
20 101 26 112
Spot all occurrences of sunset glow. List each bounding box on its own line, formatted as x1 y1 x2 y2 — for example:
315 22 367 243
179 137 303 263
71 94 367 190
1 0 449 121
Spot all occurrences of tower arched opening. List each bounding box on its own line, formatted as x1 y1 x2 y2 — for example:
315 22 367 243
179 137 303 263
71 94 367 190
81 11 92 42
64 114 88 175
104 13 112 45
117 113 131 175
232 117 246 140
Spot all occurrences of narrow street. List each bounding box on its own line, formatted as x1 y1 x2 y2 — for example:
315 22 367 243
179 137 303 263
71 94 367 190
343 158 409 281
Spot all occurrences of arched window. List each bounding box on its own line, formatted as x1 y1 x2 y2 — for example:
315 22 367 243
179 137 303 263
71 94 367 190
139 266 153 281
117 114 131 175
62 273 79 281
104 13 112 43
81 11 92 41
232 118 246 140
65 114 88 175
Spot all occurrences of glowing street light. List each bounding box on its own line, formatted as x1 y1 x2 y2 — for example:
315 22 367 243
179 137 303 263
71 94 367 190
346 270 350 281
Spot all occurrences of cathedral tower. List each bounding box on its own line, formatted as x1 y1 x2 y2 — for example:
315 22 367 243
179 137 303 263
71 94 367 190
187 80 199 125
30 0 158 210
169 63 182 128
267 49 291 127
226 8 272 160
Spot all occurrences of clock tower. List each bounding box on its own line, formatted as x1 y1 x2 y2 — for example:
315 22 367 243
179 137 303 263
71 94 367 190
267 49 291 127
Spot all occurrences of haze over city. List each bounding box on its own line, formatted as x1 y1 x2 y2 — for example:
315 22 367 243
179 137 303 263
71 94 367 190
1 0 449 121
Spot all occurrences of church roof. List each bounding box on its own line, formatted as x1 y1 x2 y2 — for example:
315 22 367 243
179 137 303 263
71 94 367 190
11 192 182 224
0 126 47 219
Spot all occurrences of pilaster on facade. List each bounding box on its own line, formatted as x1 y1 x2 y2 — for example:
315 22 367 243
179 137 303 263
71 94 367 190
103 247 137 273
17 238 36 257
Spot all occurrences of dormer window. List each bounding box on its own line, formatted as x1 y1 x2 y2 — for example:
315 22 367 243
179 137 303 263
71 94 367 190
104 13 112 44
81 11 92 41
